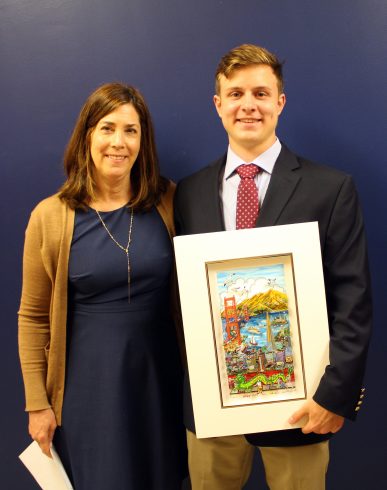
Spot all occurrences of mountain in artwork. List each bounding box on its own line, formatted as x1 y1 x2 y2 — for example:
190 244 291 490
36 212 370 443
237 288 288 314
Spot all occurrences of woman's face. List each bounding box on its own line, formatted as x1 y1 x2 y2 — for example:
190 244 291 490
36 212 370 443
90 103 141 184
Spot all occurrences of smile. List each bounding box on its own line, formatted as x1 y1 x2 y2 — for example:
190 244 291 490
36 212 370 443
237 118 261 123
106 155 127 160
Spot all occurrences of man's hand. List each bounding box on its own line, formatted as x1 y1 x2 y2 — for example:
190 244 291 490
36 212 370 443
288 399 344 434
28 408 57 458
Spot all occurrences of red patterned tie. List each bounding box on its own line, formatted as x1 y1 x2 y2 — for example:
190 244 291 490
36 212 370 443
236 164 260 229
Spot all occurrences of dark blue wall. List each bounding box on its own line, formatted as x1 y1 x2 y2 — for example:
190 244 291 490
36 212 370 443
2 1 386 488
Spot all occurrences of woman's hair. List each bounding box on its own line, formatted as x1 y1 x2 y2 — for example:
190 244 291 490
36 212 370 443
58 82 167 210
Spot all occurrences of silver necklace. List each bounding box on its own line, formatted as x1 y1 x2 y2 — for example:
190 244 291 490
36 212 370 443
94 206 134 303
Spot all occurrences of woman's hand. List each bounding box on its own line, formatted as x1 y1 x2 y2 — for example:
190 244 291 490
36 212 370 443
28 408 57 458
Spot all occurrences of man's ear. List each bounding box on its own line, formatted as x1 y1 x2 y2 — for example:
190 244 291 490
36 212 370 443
213 94 222 118
277 93 286 115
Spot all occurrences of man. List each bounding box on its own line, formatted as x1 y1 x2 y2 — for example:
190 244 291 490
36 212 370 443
174 44 372 489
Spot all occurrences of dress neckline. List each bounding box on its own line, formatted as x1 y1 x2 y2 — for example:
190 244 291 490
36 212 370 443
88 203 129 214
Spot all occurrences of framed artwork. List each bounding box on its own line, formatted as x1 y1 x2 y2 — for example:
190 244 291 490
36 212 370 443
174 222 330 438
206 253 305 409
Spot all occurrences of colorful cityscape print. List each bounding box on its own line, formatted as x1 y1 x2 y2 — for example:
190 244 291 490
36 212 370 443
216 263 296 397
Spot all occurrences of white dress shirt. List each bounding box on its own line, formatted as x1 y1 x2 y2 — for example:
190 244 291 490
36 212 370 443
220 139 282 230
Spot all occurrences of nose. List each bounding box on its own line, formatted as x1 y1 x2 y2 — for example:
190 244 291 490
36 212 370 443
241 93 256 112
111 130 124 148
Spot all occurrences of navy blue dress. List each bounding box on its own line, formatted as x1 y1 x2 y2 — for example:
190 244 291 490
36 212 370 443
54 205 186 490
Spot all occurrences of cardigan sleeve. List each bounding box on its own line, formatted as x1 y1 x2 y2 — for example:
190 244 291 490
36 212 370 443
156 181 187 364
18 207 52 412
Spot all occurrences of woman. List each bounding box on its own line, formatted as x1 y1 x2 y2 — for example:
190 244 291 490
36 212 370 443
18 83 186 489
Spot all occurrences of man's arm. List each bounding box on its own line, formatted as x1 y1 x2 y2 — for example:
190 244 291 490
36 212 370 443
292 175 372 432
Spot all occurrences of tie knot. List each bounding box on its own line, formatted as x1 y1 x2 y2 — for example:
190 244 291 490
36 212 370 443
236 164 259 180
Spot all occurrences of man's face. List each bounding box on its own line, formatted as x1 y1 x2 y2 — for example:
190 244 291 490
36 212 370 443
214 64 286 159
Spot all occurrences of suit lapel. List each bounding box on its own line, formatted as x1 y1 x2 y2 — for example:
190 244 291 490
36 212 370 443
205 155 226 232
257 145 301 227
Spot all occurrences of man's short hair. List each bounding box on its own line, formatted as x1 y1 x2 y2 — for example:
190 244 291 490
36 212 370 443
215 44 284 95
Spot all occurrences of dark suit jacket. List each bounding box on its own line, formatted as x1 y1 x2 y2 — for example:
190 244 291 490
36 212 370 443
174 144 372 447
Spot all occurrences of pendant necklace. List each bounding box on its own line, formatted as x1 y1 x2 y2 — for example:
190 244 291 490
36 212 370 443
94 206 134 303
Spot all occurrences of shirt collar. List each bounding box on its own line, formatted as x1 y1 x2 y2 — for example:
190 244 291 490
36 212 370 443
224 139 282 180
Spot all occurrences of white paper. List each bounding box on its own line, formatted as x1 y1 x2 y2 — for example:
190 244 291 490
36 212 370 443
19 441 74 490
174 222 330 438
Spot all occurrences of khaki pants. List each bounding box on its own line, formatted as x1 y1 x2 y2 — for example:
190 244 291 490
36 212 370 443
187 430 329 490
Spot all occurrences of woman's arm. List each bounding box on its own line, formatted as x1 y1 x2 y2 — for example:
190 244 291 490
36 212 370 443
18 208 58 452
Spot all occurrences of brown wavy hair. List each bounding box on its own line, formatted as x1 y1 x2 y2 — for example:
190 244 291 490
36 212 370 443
215 44 284 95
58 82 167 210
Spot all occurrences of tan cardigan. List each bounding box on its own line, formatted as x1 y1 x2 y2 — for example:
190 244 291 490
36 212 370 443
18 183 176 425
